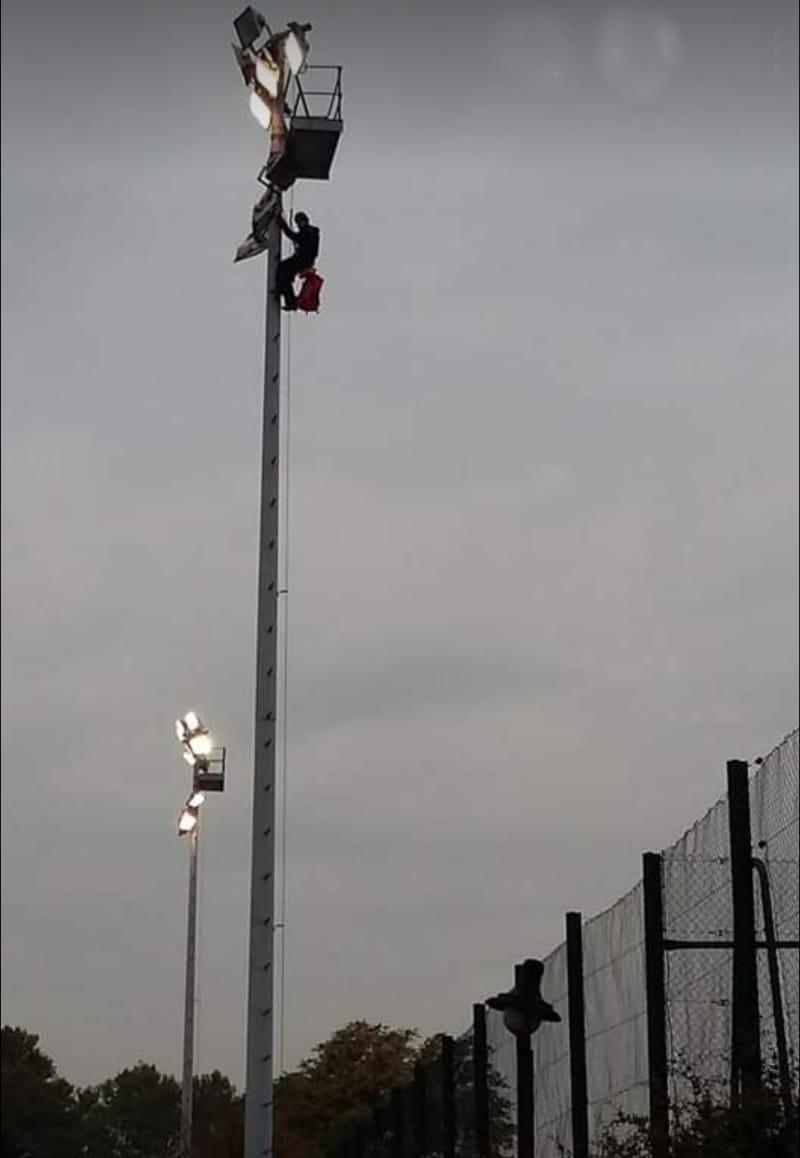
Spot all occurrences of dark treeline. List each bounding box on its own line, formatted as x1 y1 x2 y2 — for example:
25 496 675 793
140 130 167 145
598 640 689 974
1 1025 242 1157
6 1021 793 1157
2 1020 498 1158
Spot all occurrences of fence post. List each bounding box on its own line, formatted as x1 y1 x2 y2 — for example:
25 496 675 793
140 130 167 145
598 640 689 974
516 1032 534 1158
566 912 589 1158
441 1034 456 1158
643 852 669 1158
473 1003 490 1158
390 1086 405 1158
727 759 762 1105
353 1121 366 1158
752 857 793 1115
371 1102 386 1158
413 1062 427 1158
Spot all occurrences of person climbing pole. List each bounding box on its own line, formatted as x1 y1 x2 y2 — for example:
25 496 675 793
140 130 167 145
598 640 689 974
276 210 320 311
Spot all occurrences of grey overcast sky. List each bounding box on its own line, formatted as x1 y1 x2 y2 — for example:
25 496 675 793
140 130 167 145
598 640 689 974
1 0 798 1089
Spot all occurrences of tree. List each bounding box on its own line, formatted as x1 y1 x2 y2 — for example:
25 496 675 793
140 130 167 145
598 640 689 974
80 1061 180 1158
273 1021 515 1158
274 1021 420 1158
192 1070 244 1158
0 1025 82 1158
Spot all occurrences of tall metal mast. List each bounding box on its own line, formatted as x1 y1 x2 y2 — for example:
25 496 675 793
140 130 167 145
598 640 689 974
231 11 343 1158
245 223 282 1158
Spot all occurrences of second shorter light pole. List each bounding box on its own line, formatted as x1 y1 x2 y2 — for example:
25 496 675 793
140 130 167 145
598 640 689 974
174 711 226 1158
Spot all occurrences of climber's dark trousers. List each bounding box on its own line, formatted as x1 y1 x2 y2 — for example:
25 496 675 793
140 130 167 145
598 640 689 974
277 256 306 309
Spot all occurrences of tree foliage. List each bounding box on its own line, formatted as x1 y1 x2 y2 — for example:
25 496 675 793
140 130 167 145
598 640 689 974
1 1026 82 1158
192 1071 244 1158
275 1021 419 1158
591 1067 799 1158
0 1019 514 1158
273 1021 515 1158
80 1062 181 1157
0 1026 244 1158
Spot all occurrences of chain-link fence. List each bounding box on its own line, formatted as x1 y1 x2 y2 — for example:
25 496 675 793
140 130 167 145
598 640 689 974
662 788 734 1106
662 729 799 1112
342 729 799 1158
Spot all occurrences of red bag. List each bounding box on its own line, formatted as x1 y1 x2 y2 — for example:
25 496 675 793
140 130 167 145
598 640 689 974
296 267 324 313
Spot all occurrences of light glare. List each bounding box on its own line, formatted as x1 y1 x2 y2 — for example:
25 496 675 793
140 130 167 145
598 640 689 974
249 89 272 129
183 748 197 767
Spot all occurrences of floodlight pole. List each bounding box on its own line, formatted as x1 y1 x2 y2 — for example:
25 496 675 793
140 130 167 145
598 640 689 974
180 825 200 1158
244 215 282 1158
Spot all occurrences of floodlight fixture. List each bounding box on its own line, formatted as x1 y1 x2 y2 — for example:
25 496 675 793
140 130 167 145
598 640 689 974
234 12 314 139
284 34 304 76
178 805 199 835
188 732 213 759
175 710 222 783
255 56 280 97
285 22 311 74
249 89 272 130
234 6 269 51
176 710 204 741
177 710 210 745
188 791 206 809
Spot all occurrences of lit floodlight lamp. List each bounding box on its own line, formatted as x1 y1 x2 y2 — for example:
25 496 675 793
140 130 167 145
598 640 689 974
183 742 211 770
188 731 213 759
177 805 199 835
174 708 225 790
176 710 203 740
188 791 206 809
255 55 280 97
285 22 311 74
175 715 199 743
249 88 272 130
284 34 304 76
261 20 311 82
176 711 210 750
